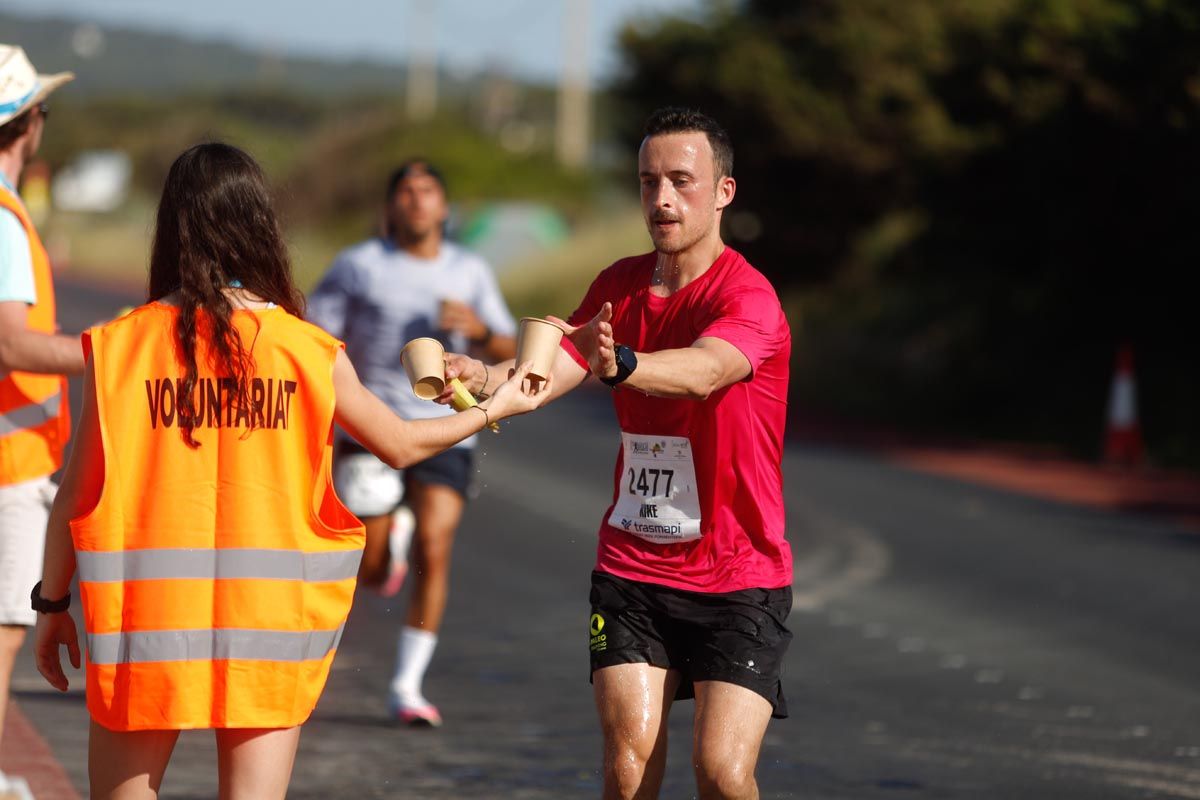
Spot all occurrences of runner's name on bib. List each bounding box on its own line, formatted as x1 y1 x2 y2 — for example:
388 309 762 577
608 433 702 543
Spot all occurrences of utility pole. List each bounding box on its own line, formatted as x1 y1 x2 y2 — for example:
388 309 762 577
556 0 591 169
407 0 437 121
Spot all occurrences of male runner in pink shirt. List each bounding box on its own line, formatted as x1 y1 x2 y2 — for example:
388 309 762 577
445 107 791 800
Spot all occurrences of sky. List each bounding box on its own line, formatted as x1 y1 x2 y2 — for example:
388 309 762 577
1 0 707 83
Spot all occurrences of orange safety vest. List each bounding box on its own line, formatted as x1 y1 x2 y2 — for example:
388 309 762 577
72 303 364 730
0 184 70 485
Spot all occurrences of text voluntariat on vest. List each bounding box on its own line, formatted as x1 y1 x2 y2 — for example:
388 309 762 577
145 377 298 430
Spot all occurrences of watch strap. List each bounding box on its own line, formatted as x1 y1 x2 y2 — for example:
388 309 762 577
601 344 636 387
31 580 70 614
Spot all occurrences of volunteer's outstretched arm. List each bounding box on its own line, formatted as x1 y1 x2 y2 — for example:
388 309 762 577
438 305 605 406
334 349 550 468
440 345 587 408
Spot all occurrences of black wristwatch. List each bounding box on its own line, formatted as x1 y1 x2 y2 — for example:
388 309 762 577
31 581 70 614
601 344 638 387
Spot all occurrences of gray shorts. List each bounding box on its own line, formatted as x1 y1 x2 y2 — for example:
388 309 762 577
0 476 55 626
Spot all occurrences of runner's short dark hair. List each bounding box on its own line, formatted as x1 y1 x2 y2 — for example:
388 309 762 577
642 107 733 178
386 159 446 202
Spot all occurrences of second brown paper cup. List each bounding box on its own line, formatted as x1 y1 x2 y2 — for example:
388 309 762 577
516 317 564 381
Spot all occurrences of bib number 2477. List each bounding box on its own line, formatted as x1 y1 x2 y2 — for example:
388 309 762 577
608 433 702 544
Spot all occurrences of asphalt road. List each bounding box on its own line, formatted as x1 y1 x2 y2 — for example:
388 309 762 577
10 280 1200 798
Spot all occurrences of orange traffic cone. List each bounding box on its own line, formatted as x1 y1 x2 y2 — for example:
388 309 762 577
1103 343 1143 466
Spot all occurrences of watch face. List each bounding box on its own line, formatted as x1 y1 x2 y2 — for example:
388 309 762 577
618 345 636 371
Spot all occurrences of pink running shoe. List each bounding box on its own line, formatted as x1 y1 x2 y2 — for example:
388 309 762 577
391 696 443 728
379 505 415 597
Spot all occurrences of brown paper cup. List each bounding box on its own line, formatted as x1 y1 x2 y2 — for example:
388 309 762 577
516 317 565 381
400 337 446 400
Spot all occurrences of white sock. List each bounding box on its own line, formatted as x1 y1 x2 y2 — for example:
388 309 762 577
390 626 437 704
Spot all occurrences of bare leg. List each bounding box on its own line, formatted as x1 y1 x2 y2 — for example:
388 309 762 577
403 481 465 632
692 681 773 800
0 625 25 752
88 720 179 800
215 726 301 800
593 662 680 800
356 513 392 588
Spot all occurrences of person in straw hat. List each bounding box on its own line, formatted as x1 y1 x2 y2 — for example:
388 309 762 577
0 43 84 792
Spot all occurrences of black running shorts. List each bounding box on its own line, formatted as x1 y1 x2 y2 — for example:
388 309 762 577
336 439 474 500
588 570 793 718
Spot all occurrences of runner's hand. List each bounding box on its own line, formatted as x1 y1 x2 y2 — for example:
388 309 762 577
438 354 486 402
439 299 488 341
481 361 552 420
34 612 81 692
547 303 616 380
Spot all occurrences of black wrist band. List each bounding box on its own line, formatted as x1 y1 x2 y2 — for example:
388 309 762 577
471 325 493 345
479 362 491 399
31 580 71 614
601 344 638 387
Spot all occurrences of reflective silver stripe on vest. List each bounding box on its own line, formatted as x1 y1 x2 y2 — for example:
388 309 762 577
0 391 61 437
76 548 363 584
86 624 346 666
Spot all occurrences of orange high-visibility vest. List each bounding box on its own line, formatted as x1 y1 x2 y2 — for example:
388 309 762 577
73 303 364 730
0 184 70 485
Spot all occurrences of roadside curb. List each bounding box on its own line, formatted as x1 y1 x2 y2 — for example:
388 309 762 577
886 446 1200 533
788 411 1200 534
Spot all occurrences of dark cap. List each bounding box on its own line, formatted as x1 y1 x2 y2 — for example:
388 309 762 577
386 159 446 200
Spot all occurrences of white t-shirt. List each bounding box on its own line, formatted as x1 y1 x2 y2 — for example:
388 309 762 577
307 239 516 449
0 177 36 305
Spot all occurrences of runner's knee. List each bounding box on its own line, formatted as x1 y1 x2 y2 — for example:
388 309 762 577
412 531 454 571
602 740 659 800
693 751 756 800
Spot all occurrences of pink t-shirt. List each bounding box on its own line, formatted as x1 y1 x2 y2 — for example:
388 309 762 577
564 246 792 593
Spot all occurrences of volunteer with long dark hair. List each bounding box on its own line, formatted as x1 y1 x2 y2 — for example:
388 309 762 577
29 142 549 800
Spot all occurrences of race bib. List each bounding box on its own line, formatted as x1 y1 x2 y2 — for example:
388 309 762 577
608 433 702 543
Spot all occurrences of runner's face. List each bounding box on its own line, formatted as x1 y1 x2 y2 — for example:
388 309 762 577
389 172 448 241
638 132 724 255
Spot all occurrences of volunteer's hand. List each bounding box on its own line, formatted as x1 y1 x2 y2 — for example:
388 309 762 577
438 354 486 402
34 611 81 692
547 303 616 380
480 361 553 420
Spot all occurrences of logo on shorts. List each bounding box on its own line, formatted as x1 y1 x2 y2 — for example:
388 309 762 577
589 613 607 652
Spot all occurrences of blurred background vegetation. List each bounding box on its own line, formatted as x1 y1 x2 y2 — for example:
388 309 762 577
6 0 1197 467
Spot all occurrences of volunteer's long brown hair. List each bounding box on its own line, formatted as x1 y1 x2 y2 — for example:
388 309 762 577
147 142 304 447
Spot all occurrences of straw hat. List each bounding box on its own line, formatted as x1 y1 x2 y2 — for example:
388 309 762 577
0 45 74 127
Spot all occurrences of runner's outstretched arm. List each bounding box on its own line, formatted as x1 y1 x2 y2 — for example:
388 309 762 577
551 302 752 401
601 337 751 400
